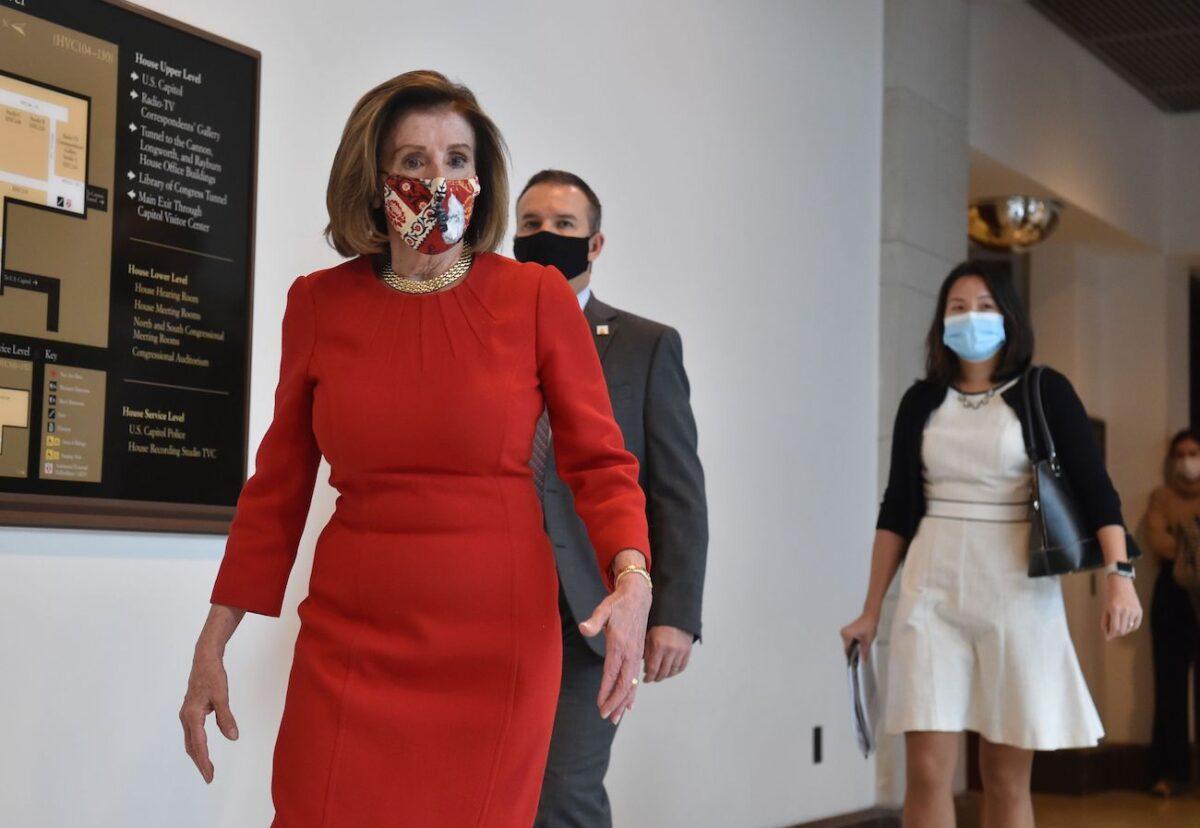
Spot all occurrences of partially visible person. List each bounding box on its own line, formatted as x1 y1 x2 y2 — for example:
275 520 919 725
1143 428 1200 797
841 260 1141 828
513 170 709 828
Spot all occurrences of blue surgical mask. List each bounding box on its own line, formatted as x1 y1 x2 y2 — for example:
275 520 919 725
943 311 1006 362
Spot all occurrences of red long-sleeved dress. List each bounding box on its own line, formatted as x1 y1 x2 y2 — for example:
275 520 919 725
210 252 650 827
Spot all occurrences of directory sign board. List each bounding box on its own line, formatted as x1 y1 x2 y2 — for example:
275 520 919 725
0 0 259 532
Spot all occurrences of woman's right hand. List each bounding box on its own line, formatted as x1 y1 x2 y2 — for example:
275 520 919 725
840 611 880 660
180 648 239 784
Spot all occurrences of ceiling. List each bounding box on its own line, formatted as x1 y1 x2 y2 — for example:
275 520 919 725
1029 0 1200 113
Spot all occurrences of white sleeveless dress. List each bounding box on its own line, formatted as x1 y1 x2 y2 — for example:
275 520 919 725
883 376 1104 750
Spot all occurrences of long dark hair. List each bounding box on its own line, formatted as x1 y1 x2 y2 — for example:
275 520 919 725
925 260 1035 387
1164 428 1200 484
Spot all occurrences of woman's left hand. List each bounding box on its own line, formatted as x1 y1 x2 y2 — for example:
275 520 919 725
579 552 652 724
1102 573 1143 640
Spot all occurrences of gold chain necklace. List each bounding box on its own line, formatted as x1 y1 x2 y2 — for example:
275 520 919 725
379 244 473 295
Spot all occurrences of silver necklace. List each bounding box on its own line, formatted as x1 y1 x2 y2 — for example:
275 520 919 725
957 385 999 410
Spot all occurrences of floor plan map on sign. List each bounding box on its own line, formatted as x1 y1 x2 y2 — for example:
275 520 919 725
0 8 117 488
0 72 89 251
0 9 115 352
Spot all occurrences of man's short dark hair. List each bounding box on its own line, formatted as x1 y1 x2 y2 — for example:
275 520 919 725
518 169 602 233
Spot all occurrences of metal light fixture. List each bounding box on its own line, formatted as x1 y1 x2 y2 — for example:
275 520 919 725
968 196 1062 250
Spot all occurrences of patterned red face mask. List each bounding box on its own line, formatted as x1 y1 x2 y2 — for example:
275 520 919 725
381 174 482 255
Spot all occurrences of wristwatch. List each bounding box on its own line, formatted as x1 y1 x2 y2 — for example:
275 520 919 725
1104 561 1135 580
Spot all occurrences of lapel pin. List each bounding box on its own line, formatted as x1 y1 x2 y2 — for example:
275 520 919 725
596 324 610 336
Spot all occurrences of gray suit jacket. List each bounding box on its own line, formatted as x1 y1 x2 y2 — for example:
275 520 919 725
543 294 708 657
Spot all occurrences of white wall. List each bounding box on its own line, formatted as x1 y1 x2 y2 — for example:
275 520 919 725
1166 114 1200 256
1165 255 1194 430
0 2 886 826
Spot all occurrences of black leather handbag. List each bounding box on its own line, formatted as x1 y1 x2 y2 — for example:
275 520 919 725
1023 365 1141 577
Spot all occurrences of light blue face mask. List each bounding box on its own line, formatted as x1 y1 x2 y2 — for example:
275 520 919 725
943 311 1006 362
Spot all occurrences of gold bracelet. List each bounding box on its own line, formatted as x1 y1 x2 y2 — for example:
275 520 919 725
614 564 652 591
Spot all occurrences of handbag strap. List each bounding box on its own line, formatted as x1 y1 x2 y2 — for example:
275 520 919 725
1021 365 1040 461
1022 365 1058 470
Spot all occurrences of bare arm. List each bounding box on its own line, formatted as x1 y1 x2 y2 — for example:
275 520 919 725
196 603 246 658
840 528 908 658
180 604 247 783
861 529 907 618
1097 524 1132 567
579 549 652 724
1096 524 1143 640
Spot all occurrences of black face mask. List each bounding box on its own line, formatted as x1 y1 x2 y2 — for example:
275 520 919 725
512 231 592 279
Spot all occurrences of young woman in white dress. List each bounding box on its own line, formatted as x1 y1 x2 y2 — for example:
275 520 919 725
841 262 1142 828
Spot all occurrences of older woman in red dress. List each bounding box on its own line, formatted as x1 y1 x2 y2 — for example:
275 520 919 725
179 70 652 826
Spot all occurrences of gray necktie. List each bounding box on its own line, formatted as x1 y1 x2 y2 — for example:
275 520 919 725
530 410 551 500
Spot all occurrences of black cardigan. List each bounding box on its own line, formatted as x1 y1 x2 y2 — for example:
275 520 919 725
877 367 1126 544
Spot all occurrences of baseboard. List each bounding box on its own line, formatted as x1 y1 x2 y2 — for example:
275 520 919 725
786 807 899 828
797 742 1167 827
1028 742 1151 795
968 733 1167 795
787 794 977 828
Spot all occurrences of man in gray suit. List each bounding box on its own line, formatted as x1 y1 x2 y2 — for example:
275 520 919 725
513 170 708 827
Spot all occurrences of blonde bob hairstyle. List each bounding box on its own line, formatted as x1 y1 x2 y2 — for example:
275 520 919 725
324 70 509 258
